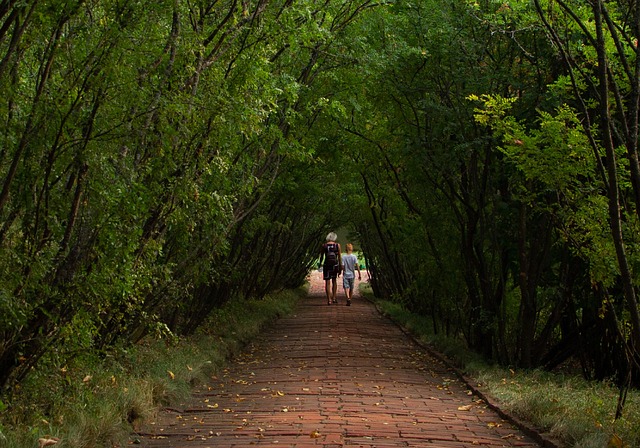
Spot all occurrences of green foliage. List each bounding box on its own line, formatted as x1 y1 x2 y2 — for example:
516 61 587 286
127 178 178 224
469 93 629 288
471 95 595 191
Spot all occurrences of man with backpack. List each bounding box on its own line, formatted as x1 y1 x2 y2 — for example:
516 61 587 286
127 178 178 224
319 232 342 305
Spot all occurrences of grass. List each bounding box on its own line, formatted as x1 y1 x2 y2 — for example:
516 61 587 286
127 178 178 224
475 369 640 447
362 283 640 448
0 287 305 448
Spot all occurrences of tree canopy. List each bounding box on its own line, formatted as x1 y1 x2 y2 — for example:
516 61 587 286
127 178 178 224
2 0 640 401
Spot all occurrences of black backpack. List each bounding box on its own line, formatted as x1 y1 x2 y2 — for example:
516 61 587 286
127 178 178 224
324 242 338 268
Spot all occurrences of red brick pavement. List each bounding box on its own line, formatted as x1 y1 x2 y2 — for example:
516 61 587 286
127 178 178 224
137 271 544 447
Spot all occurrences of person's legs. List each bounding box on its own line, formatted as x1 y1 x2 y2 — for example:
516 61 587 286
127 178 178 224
323 267 334 304
343 276 349 302
325 279 331 304
344 278 354 305
331 277 338 303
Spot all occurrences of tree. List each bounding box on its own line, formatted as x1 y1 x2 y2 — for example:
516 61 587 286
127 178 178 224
530 0 640 383
0 0 376 393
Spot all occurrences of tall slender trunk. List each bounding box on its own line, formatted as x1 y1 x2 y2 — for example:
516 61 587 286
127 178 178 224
517 202 536 367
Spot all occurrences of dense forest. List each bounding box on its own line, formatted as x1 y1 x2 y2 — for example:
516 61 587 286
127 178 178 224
2 0 640 407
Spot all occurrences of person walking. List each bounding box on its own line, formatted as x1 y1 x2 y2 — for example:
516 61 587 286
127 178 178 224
341 243 361 306
319 232 341 305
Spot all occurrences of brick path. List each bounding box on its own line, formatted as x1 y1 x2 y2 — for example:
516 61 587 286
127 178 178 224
137 271 543 447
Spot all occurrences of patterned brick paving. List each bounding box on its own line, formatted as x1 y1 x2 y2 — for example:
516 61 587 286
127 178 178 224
137 272 544 447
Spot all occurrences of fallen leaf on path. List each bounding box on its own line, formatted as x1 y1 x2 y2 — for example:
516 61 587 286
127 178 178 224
457 404 473 411
310 430 321 438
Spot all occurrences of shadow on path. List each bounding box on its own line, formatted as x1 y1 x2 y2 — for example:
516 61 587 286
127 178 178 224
137 271 543 447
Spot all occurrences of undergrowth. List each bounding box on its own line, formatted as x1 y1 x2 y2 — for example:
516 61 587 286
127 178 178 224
0 288 304 448
368 286 640 448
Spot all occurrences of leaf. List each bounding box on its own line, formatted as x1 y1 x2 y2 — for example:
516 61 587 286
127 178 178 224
38 438 60 448
608 434 624 448
310 430 321 438
168 371 175 380
457 404 473 411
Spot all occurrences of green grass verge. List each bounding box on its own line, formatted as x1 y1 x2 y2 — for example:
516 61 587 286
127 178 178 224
0 288 305 448
363 285 640 448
